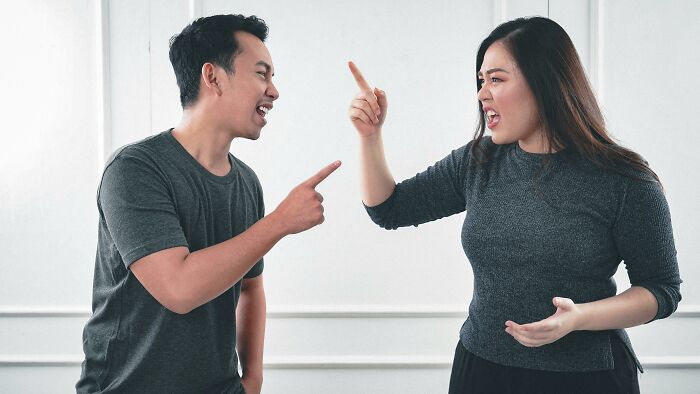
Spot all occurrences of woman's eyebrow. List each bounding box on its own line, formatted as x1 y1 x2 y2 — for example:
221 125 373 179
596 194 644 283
477 67 509 77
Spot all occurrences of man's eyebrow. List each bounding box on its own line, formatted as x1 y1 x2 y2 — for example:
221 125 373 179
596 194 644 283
256 61 274 76
477 67 509 77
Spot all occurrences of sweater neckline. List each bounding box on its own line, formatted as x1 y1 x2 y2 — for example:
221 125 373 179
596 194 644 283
512 142 569 165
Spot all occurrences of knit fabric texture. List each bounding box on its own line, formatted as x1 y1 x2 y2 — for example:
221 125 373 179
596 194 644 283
365 137 681 372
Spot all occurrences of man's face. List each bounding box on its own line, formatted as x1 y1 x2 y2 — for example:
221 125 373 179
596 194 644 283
217 31 279 139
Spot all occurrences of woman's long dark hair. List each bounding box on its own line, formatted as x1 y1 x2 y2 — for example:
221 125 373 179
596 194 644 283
471 17 660 184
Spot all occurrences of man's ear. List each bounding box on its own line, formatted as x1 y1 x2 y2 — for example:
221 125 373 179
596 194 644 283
201 63 222 96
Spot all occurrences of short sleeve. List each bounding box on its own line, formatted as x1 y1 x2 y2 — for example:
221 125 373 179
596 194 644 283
243 177 265 279
613 177 682 321
99 155 189 267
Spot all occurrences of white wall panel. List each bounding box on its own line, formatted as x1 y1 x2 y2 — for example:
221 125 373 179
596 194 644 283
548 0 592 75
108 0 152 151
149 0 190 133
601 0 700 304
501 0 549 20
1 0 697 392
0 0 99 306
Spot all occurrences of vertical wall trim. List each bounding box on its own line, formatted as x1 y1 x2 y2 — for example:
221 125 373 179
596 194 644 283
493 0 507 28
96 0 112 169
148 1 153 133
188 0 202 21
590 0 604 105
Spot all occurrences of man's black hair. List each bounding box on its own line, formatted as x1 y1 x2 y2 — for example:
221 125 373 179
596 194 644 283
169 14 268 108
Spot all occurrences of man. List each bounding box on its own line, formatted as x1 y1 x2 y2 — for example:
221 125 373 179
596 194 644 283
77 14 340 393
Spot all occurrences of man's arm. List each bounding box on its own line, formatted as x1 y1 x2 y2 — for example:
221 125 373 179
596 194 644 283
130 214 281 314
129 161 341 314
237 275 266 394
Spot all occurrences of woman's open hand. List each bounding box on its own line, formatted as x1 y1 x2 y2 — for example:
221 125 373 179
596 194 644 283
505 297 583 347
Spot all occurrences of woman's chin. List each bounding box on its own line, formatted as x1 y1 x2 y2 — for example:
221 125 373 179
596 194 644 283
489 133 515 145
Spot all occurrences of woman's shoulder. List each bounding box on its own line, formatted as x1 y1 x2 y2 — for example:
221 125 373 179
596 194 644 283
569 149 658 183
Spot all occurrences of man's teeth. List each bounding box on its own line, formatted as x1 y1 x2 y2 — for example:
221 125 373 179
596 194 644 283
257 106 269 115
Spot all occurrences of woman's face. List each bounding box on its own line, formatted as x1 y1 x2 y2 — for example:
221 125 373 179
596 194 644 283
478 41 544 150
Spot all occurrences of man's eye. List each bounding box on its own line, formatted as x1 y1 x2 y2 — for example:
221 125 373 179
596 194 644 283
257 71 266 77
491 77 502 83
478 79 485 86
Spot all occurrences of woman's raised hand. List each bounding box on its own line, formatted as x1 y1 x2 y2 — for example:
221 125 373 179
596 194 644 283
348 61 387 137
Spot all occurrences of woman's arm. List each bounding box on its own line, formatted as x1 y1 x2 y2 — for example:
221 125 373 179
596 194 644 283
504 288 657 348
347 61 395 206
576 286 658 330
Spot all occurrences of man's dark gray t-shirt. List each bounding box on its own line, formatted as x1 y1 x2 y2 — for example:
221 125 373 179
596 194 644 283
77 129 264 393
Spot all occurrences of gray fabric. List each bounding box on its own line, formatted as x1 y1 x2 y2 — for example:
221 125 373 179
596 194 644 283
77 129 264 393
365 137 681 372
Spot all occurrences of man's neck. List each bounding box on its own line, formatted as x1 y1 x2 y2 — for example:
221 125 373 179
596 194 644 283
172 109 234 177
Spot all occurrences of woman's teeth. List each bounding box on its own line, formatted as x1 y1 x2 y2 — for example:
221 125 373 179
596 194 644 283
486 110 498 122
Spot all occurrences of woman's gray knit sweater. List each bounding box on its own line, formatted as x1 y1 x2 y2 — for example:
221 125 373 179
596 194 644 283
365 137 681 372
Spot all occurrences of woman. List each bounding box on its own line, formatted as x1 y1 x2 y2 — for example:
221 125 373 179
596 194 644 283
347 17 681 393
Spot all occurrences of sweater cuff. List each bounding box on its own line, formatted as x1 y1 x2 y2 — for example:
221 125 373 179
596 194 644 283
363 190 398 229
637 283 680 323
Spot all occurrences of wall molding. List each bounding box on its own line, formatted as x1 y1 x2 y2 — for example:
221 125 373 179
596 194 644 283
2 355 699 369
187 0 202 21
590 0 605 104
493 0 507 27
1 304 699 319
97 0 111 168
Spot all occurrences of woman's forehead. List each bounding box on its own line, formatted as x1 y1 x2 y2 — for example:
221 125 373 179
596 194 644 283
481 42 519 75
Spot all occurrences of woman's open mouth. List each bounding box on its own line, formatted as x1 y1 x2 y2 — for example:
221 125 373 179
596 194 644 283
486 110 500 129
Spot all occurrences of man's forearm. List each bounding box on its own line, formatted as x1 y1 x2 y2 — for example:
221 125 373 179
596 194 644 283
174 213 285 313
237 276 266 393
576 286 659 331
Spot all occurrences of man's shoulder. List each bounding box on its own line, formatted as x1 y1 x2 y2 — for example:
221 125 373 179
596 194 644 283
98 131 174 195
107 131 168 164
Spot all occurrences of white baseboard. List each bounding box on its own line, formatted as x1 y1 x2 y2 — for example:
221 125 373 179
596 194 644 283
1 355 699 369
1 304 698 318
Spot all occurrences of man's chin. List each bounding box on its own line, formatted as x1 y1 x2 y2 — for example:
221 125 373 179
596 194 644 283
233 128 262 141
246 128 262 140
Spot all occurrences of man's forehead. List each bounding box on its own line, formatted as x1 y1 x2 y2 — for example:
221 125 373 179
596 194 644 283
234 31 267 51
234 32 273 65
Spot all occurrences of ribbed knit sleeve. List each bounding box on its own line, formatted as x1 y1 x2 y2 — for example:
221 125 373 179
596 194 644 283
613 177 682 321
364 143 471 230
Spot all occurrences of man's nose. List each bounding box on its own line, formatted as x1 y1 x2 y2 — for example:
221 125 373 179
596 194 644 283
267 81 279 101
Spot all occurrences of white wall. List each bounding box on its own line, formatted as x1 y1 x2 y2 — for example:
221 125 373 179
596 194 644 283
1 1 698 393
